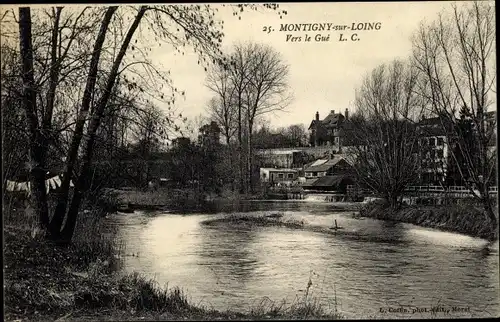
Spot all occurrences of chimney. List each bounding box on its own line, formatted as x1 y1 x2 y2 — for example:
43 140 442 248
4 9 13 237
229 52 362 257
331 110 335 115
315 111 319 121
345 108 349 120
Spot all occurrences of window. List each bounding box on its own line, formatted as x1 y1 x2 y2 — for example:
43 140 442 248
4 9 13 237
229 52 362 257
437 150 443 158
287 173 294 179
429 138 436 146
437 137 444 146
313 172 318 176
278 173 284 179
430 150 436 159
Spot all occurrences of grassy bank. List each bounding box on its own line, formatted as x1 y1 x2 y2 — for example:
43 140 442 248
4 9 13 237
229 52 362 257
359 202 498 240
4 199 342 321
201 213 306 230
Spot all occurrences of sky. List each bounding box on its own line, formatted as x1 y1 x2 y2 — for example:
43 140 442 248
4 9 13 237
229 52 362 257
147 1 458 132
2 1 488 135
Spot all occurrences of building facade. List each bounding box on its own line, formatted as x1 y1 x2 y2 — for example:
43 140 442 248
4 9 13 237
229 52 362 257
259 168 299 185
308 109 350 148
417 117 450 185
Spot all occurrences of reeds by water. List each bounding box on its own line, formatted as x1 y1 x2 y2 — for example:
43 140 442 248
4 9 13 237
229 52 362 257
4 195 342 320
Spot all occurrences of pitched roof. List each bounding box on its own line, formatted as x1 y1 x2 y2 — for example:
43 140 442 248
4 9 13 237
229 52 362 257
419 126 447 137
302 174 353 188
323 112 343 124
302 178 320 187
418 117 443 126
304 156 349 172
309 111 345 129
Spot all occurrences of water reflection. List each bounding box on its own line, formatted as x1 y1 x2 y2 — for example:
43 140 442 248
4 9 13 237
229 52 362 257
198 225 259 285
112 201 499 318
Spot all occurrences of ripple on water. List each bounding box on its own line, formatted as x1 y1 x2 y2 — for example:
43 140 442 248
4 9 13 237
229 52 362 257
112 203 500 319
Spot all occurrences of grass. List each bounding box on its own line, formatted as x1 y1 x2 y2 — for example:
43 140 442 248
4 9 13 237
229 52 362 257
201 213 306 230
246 272 343 320
359 202 499 240
3 193 343 321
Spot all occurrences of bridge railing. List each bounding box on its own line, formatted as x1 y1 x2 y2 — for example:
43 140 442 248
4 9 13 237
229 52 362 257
347 185 498 196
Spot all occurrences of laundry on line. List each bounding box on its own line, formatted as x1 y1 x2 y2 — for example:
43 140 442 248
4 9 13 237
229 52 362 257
5 174 74 194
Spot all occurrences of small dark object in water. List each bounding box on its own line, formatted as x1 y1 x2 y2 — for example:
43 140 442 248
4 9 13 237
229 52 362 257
266 213 283 219
329 219 344 230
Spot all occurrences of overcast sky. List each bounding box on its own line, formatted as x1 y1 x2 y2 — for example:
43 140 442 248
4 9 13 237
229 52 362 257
148 1 459 132
3 2 480 133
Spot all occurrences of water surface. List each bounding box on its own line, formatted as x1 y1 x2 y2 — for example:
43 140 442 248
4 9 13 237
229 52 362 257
107 201 499 318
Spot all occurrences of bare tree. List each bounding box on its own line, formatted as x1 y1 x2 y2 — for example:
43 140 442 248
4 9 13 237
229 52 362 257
13 4 288 242
348 60 424 210
242 43 292 191
287 124 307 147
18 7 51 229
206 43 291 193
205 63 238 145
412 1 497 230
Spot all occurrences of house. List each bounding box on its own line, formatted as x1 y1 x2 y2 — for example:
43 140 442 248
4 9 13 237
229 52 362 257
416 111 497 186
301 155 356 193
260 168 299 185
417 116 451 185
308 109 350 147
303 155 353 178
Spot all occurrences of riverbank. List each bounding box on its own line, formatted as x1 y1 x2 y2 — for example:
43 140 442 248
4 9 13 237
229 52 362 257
4 205 343 321
359 203 499 241
100 188 269 213
101 188 363 213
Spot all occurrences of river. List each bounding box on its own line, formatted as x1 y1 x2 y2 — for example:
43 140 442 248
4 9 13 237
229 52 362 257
106 200 499 319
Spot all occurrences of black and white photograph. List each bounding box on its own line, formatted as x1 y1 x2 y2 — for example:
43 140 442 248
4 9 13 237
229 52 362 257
1 1 498 320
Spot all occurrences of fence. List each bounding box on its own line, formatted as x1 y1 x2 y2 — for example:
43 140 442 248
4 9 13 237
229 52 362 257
347 185 498 197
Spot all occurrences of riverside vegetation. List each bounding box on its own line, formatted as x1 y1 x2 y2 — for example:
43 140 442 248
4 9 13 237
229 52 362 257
359 201 499 241
4 193 343 321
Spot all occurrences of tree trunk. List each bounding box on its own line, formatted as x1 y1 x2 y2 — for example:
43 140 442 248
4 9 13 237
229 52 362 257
481 191 498 240
60 7 147 241
225 137 234 192
387 191 399 212
49 7 118 239
238 103 244 194
18 7 50 231
247 119 254 194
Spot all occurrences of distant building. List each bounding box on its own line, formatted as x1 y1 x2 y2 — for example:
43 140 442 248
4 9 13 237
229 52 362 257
301 155 356 193
416 110 497 186
260 168 299 185
417 116 451 185
308 109 350 148
303 156 353 179
198 121 221 146
255 150 303 169
172 137 192 148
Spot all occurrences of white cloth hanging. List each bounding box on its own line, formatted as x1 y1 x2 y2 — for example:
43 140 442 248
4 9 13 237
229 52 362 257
53 176 62 188
6 174 74 194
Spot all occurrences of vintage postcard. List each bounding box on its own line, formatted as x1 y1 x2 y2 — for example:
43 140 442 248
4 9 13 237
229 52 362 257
2 1 498 320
